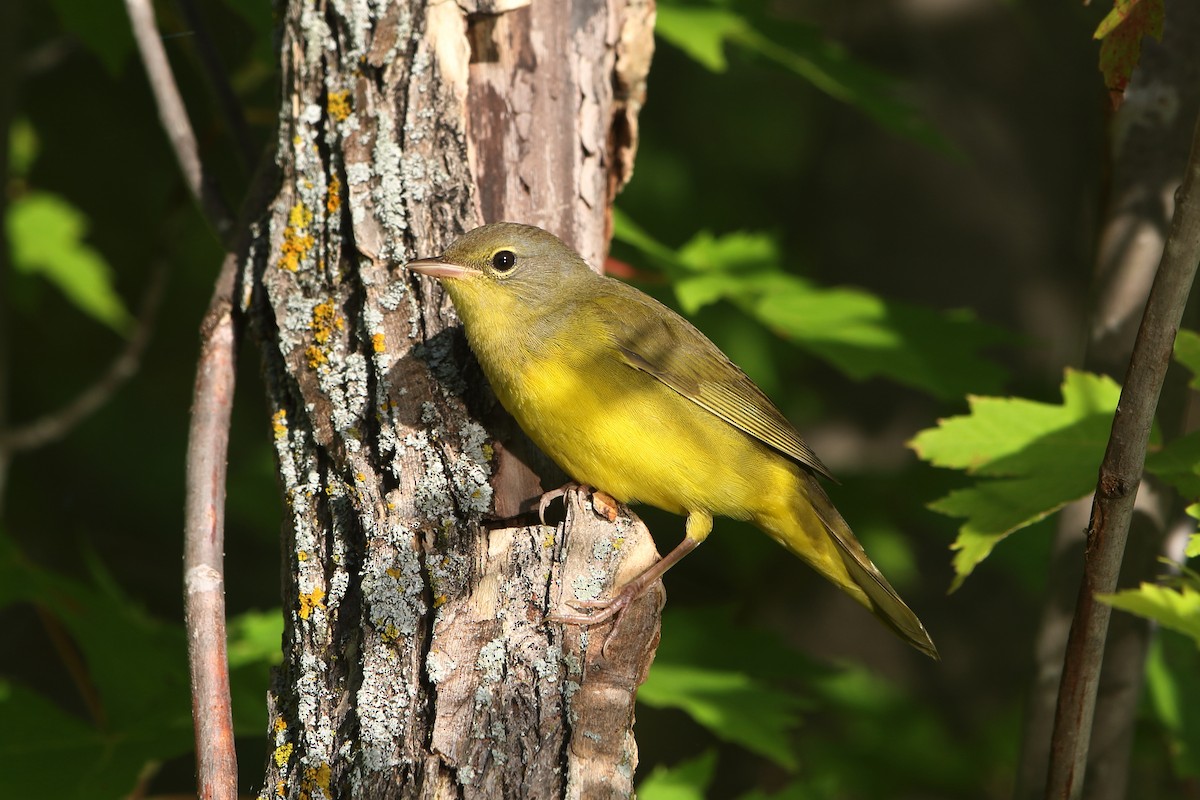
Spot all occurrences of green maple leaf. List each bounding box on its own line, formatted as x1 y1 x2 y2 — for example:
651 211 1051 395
910 370 1121 590
1100 583 1200 647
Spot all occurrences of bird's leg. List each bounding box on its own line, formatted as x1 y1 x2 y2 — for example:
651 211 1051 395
551 511 713 654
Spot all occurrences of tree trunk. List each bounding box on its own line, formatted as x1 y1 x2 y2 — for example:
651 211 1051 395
244 2 658 797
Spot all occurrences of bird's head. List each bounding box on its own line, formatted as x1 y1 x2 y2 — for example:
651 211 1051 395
405 223 596 324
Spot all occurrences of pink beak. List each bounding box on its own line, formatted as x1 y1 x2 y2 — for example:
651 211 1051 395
405 257 474 280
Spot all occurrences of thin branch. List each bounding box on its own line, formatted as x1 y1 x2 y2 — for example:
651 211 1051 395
1045 111 1200 800
123 0 234 244
124 3 258 795
0 261 168 452
183 251 239 800
178 149 276 800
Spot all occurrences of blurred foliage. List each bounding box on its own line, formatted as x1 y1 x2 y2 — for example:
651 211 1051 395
3 0 1199 798
8 191 133 333
655 0 950 150
614 210 1010 399
639 750 718 800
0 536 270 798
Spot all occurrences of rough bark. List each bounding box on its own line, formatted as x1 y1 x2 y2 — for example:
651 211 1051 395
246 1 657 798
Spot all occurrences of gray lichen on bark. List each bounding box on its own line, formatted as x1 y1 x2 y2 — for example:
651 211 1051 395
245 1 657 797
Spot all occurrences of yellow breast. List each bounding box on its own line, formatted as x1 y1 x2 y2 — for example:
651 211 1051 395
483 331 794 521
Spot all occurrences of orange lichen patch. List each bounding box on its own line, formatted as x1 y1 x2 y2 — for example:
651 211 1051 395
272 409 288 438
297 550 309 562
274 717 288 733
278 203 316 272
433 594 449 608
371 332 386 353
275 780 287 797
305 344 328 369
328 90 352 121
303 763 333 797
298 586 326 620
326 173 342 214
385 567 403 580
310 299 343 344
306 299 345 369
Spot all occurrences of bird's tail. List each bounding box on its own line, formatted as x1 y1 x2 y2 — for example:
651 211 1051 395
766 475 939 660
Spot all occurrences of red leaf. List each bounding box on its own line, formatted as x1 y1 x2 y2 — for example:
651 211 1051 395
1094 0 1164 108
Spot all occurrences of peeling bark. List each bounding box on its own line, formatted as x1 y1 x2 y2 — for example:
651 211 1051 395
246 1 658 797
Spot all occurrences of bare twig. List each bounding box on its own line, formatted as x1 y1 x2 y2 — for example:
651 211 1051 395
1045 111 1200 800
183 252 239 800
0 261 168 452
123 0 234 244
124 0 268 793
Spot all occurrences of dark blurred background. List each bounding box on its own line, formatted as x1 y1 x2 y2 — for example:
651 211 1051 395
2 0 1134 797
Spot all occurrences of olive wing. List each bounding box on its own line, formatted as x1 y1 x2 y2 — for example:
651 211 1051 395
594 283 834 481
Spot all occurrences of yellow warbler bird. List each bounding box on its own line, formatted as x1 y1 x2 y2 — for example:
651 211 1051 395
406 223 937 659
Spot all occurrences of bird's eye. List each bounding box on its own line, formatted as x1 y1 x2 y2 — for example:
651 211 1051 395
491 250 517 272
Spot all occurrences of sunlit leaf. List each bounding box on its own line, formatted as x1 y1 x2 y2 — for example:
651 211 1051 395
1099 582 1200 647
638 750 718 800
910 370 1120 590
7 192 133 333
656 5 742 72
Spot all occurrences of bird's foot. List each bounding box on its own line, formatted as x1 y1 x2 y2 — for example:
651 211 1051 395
538 483 619 524
538 482 588 524
549 579 646 656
